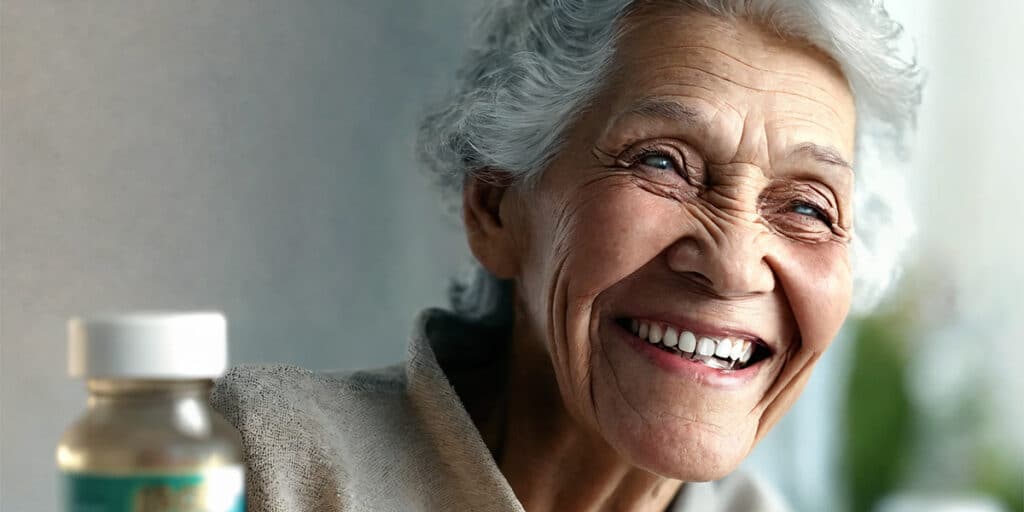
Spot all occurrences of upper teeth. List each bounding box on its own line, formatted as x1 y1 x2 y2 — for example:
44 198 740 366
629 319 754 366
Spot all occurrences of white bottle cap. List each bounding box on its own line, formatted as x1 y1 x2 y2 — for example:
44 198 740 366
68 311 228 379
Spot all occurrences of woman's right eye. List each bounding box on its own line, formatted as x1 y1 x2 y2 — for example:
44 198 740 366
620 142 706 189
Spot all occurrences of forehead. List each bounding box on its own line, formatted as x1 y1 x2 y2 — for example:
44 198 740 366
601 8 857 167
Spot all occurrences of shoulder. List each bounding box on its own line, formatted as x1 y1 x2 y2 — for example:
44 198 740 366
213 363 406 414
210 364 411 511
211 363 409 444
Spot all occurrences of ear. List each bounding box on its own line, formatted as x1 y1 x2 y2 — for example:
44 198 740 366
462 172 520 279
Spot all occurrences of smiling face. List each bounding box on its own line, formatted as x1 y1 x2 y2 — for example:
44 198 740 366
465 8 857 481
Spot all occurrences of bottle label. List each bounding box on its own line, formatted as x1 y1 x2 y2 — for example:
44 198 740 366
61 465 245 512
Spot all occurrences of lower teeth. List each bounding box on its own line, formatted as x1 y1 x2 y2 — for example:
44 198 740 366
702 357 736 370
653 343 739 370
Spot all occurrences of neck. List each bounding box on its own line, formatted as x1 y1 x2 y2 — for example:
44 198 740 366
489 316 683 512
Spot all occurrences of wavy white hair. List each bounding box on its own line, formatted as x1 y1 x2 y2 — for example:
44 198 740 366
418 0 923 324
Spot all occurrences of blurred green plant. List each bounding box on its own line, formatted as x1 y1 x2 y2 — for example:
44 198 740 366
843 308 915 512
976 446 1024 512
843 269 1023 512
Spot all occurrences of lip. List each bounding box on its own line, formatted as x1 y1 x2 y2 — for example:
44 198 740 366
605 317 767 388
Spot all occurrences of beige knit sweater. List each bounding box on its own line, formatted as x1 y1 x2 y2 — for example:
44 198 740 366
211 309 790 511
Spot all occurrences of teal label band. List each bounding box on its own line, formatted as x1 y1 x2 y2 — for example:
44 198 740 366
61 466 245 512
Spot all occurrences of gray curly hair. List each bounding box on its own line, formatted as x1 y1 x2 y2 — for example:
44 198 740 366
418 0 923 324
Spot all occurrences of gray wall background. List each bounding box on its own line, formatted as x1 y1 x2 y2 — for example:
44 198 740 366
2 1 476 509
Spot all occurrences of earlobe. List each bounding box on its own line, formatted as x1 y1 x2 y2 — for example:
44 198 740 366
462 172 520 279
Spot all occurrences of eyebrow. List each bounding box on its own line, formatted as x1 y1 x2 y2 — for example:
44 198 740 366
788 142 853 170
622 97 705 126
619 97 853 171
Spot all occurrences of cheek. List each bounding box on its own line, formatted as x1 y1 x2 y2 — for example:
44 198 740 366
775 241 852 350
543 180 684 303
520 178 685 419
750 240 851 444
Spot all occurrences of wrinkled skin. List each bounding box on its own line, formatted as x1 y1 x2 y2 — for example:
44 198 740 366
462 7 856 511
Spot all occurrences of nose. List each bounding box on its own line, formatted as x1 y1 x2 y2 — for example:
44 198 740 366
664 224 775 297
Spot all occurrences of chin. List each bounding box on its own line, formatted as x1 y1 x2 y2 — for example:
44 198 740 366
605 409 758 482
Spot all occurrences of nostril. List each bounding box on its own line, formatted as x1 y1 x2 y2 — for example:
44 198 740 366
664 233 773 296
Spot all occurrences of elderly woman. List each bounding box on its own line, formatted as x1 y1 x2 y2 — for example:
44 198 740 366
213 0 921 510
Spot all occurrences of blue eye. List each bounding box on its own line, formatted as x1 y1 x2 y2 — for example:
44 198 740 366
639 153 677 172
792 202 832 225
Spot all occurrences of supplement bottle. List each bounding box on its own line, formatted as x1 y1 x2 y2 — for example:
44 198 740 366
57 312 246 511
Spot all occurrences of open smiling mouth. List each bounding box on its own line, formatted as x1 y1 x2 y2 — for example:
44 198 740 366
615 318 773 371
